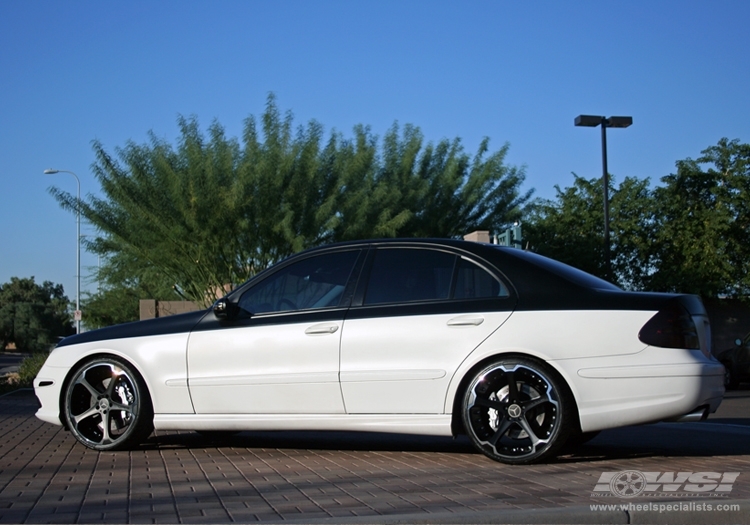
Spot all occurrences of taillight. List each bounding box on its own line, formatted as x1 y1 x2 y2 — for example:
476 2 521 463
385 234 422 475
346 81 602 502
638 302 700 349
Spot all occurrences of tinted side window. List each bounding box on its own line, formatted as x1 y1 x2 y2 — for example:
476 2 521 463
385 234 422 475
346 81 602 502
453 257 509 299
364 248 455 305
239 250 359 314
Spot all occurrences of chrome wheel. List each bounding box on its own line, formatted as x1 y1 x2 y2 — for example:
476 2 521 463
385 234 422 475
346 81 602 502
64 357 153 450
462 358 572 464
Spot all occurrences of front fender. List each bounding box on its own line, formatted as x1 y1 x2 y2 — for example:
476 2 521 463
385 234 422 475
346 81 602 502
41 332 195 415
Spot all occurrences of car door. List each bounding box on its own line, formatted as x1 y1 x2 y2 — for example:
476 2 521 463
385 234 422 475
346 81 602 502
339 246 515 414
187 248 362 414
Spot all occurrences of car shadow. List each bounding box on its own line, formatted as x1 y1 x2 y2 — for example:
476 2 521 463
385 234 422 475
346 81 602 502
145 429 479 455
141 419 750 462
708 417 750 425
559 421 750 463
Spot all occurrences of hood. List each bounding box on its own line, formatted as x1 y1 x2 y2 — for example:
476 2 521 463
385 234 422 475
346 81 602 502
57 310 209 348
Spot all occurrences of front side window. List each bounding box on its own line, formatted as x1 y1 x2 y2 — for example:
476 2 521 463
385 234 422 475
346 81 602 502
239 250 359 314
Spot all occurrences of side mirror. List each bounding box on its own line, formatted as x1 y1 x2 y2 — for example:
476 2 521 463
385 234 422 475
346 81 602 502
213 298 239 320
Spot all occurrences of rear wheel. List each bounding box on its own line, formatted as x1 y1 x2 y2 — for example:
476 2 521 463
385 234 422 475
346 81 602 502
63 357 153 451
462 357 574 464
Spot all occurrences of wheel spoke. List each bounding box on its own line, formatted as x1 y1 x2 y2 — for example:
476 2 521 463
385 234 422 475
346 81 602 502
100 412 113 445
517 417 543 446
488 416 513 446
521 395 548 412
505 370 519 401
73 405 99 425
76 376 101 398
109 401 134 414
474 396 505 411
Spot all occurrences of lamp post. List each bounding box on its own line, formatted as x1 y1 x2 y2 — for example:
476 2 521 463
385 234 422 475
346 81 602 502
574 115 632 280
43 169 81 334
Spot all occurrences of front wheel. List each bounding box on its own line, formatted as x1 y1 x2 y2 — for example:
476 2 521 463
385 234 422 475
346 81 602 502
461 357 574 464
63 356 154 451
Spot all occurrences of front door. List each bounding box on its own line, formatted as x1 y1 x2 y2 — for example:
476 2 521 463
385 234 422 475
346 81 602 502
187 249 361 414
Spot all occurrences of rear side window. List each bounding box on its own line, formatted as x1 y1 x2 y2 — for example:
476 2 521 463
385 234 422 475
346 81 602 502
363 248 508 305
364 248 454 305
454 257 509 299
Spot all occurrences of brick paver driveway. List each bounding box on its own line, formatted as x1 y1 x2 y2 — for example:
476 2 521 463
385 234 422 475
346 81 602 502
1 389 748 523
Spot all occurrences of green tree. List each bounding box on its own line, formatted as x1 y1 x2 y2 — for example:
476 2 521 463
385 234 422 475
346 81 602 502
524 176 607 277
524 175 656 288
79 241 185 328
649 138 750 297
331 123 530 240
81 287 145 329
0 277 73 353
51 95 529 307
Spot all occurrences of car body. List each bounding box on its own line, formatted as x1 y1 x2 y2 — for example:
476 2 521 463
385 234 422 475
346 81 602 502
34 239 725 464
714 332 750 389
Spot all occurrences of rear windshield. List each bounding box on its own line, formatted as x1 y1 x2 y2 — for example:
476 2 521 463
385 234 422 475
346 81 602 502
496 247 621 291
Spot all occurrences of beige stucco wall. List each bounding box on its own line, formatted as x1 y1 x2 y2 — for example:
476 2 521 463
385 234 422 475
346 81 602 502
139 300 201 320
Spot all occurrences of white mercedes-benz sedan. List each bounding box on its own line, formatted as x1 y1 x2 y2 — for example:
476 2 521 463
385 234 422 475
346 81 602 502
34 239 724 464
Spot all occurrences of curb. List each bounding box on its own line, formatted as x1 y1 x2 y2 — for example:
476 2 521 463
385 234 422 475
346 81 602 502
264 499 750 524
0 387 32 399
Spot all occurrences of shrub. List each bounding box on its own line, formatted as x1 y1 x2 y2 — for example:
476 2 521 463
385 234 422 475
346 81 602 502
18 352 49 386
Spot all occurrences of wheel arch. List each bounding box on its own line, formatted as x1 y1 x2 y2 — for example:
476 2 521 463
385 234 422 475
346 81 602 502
448 351 582 436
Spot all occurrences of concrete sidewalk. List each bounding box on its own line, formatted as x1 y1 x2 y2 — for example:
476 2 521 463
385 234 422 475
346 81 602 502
0 389 748 524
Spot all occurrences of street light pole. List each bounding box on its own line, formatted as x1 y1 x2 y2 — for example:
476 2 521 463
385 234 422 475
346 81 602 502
43 169 81 334
574 115 632 281
600 121 610 275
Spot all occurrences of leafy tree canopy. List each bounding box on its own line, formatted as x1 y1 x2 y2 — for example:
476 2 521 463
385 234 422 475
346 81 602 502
524 137 750 299
524 174 656 289
0 277 73 353
51 94 531 308
649 138 750 297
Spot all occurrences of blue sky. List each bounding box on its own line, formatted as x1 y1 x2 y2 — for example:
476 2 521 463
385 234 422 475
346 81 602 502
1 0 749 305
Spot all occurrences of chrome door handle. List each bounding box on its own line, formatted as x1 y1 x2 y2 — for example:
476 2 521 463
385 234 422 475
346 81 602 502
305 323 340 335
447 315 485 327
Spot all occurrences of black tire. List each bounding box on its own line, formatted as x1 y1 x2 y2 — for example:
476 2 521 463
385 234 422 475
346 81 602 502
63 356 154 451
461 357 574 464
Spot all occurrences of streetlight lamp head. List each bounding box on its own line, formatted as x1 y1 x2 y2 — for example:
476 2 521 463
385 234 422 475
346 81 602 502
574 115 604 127
44 169 59 174
606 116 633 128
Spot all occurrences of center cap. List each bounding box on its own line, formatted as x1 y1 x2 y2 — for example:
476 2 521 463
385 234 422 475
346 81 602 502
98 398 110 411
507 403 522 418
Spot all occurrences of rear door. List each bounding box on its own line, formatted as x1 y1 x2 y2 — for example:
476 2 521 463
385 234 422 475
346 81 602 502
339 245 515 414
